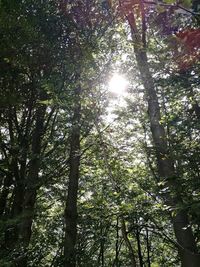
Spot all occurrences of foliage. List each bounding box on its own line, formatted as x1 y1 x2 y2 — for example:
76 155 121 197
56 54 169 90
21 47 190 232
0 0 199 266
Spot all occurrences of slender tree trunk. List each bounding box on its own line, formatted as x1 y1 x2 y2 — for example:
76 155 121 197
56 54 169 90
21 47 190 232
4 109 24 251
133 46 200 267
146 227 151 267
121 3 200 264
20 104 46 244
136 228 143 267
15 103 46 267
98 221 105 267
121 218 137 267
115 217 119 267
64 86 81 267
188 86 200 120
3 104 34 259
4 182 24 253
0 173 12 216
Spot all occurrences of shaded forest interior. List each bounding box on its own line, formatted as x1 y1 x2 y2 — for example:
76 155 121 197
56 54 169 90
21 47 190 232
0 0 200 266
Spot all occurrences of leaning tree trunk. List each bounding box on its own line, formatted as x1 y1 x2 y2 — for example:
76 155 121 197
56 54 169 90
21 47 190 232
122 3 200 265
64 86 81 267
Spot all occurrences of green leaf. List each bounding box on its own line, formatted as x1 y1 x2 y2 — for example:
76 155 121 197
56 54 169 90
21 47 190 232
163 0 175 4
38 99 53 105
181 0 192 8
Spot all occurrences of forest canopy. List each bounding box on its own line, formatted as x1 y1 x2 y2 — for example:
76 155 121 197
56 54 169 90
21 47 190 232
0 0 200 266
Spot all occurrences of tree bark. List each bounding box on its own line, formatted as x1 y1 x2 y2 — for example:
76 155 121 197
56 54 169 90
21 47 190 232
115 217 119 267
122 3 200 265
4 109 24 251
21 104 46 243
64 86 81 267
134 46 200 267
97 221 105 267
145 228 151 267
136 228 143 267
15 103 46 267
121 218 137 267
0 173 12 216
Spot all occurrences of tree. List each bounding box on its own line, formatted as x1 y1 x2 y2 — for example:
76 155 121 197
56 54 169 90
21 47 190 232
116 0 200 265
0 0 200 266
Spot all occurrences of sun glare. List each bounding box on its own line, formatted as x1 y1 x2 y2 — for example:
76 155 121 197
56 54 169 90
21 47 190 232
108 73 128 95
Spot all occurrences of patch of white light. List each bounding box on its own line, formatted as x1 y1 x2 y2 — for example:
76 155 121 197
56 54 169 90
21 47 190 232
108 73 128 95
103 73 130 123
80 191 93 202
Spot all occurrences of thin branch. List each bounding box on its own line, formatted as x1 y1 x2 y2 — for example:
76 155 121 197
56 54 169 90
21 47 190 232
143 1 200 17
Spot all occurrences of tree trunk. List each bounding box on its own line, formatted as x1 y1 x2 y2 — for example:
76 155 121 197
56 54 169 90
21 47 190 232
121 3 200 264
134 46 200 267
136 228 143 267
146 228 151 267
0 173 12 216
21 104 46 243
97 221 105 267
15 103 46 267
121 218 137 267
4 109 24 251
64 86 81 267
115 217 119 267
